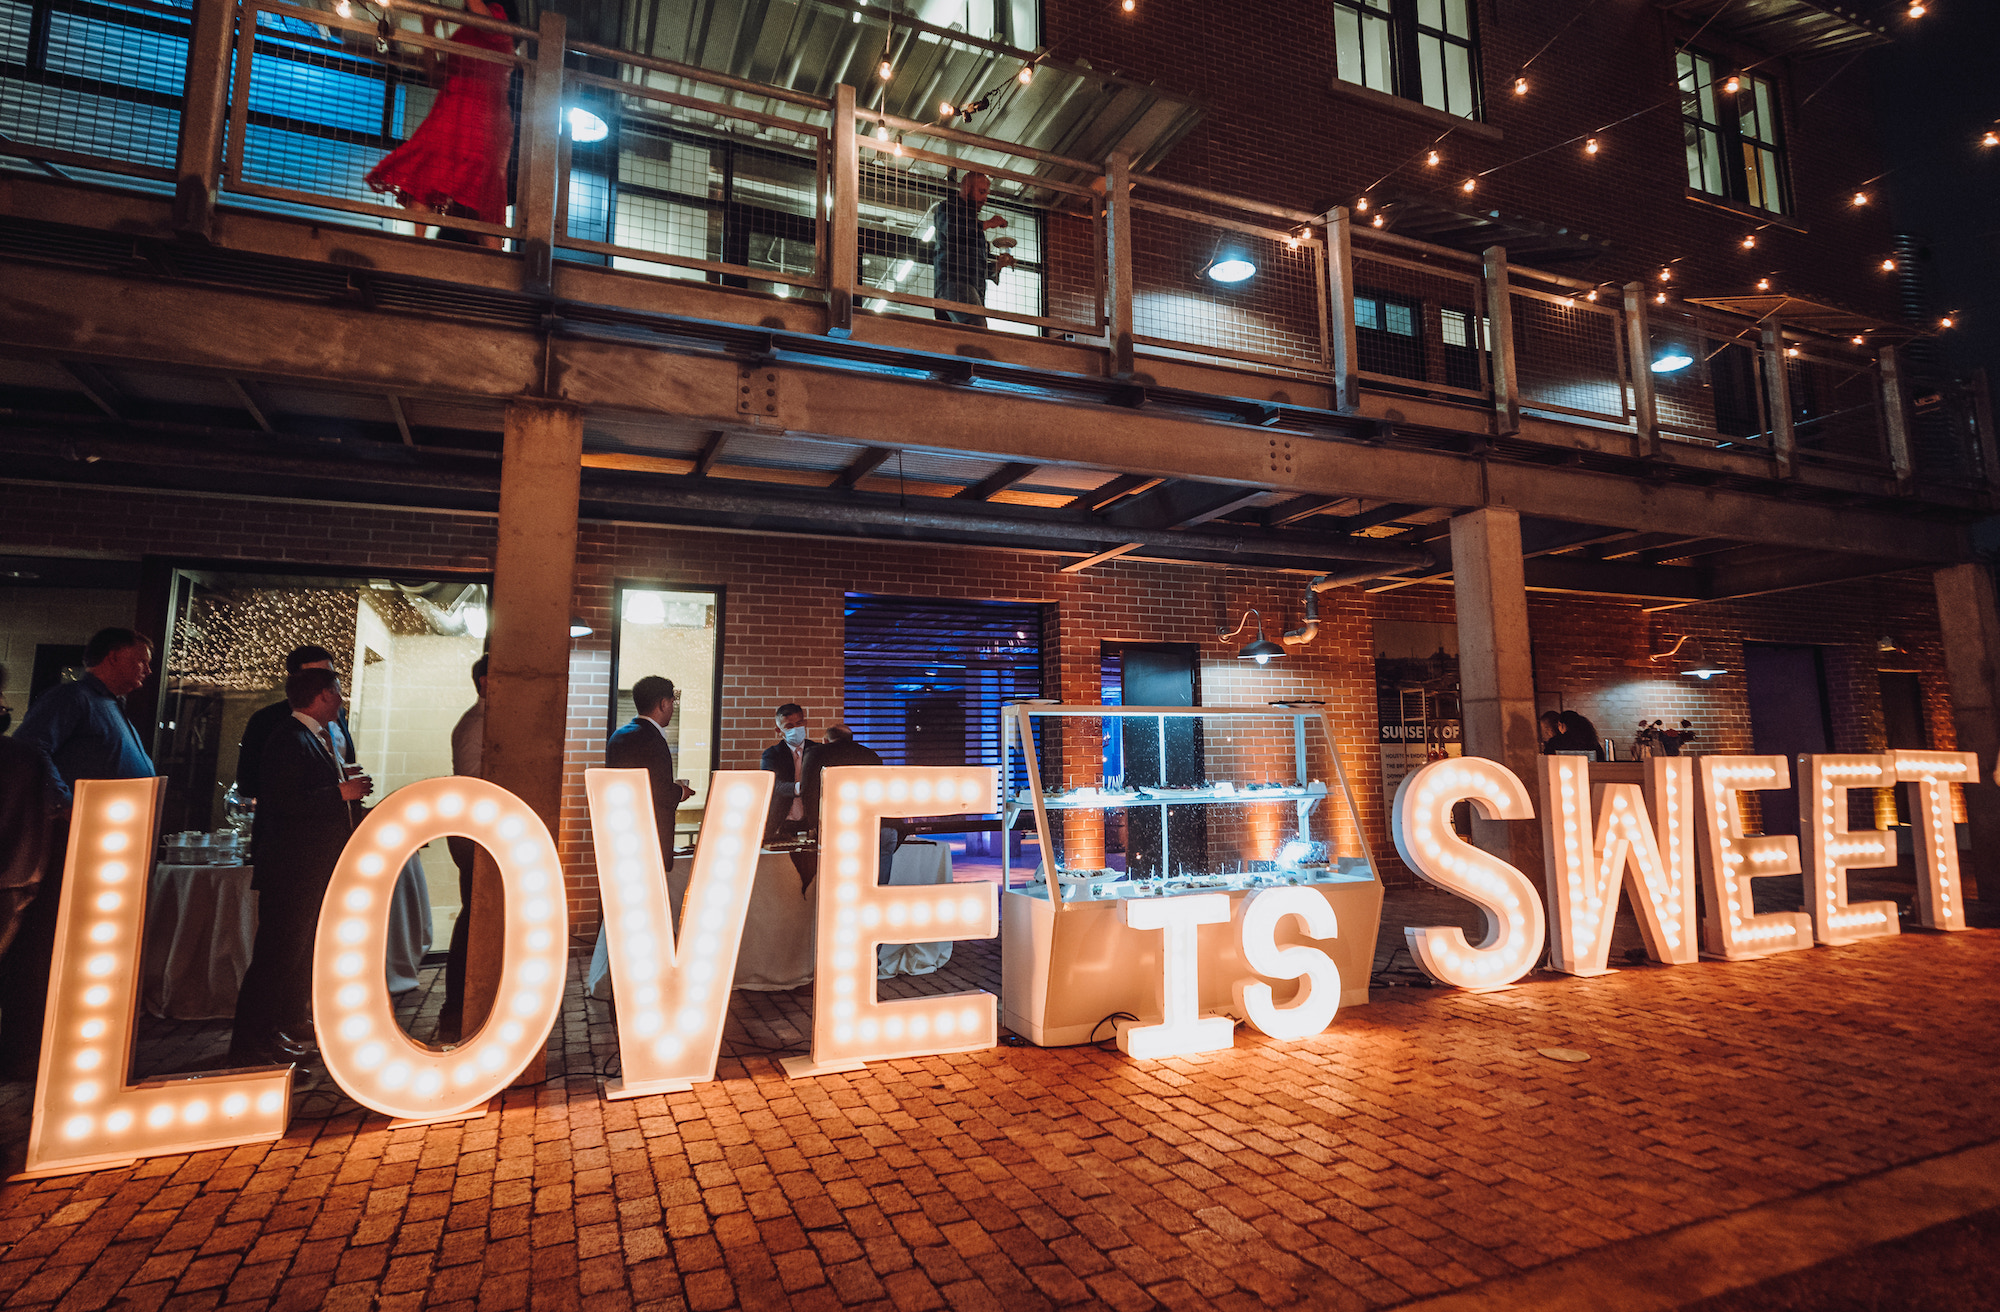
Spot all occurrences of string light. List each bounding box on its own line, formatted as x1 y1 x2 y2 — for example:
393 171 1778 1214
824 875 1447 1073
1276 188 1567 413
939 100 953 116
1723 74 1740 94
1741 234 1757 249
1425 149 1440 167
1584 137 1599 155
1941 316 1955 329
1851 335 1865 345
1513 76 1529 96
1984 131 1998 148
1017 62 1034 85
1658 266 1672 282
1881 258 1897 272
879 58 893 80
1851 191 1870 206
1371 215 1385 227
1786 346 1800 357
1586 288 1599 302
1756 277 1771 291
1655 291 1668 304
1122 0 1134 9
1461 177 1476 193
1907 1 1925 15
1355 196 1370 212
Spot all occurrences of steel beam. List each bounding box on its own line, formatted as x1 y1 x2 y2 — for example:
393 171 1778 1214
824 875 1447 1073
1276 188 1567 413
0 260 1969 566
955 461 1038 501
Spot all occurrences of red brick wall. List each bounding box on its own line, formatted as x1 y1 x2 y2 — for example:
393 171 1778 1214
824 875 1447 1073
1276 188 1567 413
0 483 1960 925
1041 0 1900 317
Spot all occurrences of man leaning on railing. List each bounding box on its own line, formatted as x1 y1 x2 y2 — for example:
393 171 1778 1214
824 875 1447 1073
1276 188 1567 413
931 171 1014 329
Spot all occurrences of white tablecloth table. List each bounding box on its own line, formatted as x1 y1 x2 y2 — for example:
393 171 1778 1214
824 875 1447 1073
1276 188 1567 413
877 841 954 979
142 854 433 1020
586 842 959 999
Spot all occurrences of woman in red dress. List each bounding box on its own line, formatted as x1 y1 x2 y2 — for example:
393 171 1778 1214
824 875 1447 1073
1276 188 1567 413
365 0 517 249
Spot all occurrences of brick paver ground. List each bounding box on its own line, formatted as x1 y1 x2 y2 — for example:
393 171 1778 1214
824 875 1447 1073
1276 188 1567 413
1 876 1997 1312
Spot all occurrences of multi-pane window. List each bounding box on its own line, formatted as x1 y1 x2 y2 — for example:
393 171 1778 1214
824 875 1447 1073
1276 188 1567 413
1677 52 1788 215
1332 0 1481 120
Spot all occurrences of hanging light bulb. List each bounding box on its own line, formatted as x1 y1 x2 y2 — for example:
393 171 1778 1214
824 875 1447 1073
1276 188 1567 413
334 0 351 15
1123 0 1135 10
1741 234 1757 249
879 58 894 80
1907 1 1925 15
1852 191 1870 206
1851 335 1865 345
1586 289 1599 302
1426 149 1440 167
892 134 904 158
1461 177 1476 193
1881 258 1897 272
1513 76 1529 96
1356 196 1370 212
1371 215 1385 227
1560 296 1576 308
874 123 890 142
1723 74 1741 94
1659 267 1672 282
1017 62 1035 85
1585 137 1599 155
1756 277 1771 291
1984 131 1999 148
1941 316 1955 329
939 100 954 117
1655 291 1668 304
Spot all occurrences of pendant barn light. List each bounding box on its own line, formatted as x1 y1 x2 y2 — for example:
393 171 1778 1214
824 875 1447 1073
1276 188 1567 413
566 107 609 143
569 619 595 638
1650 348 1695 373
1651 635 1726 680
1201 231 1256 283
1222 610 1285 664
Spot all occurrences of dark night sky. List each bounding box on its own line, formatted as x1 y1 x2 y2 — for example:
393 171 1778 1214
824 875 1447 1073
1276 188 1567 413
1865 0 2000 384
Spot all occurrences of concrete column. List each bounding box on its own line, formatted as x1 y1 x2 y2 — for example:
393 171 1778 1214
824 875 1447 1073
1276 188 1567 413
467 400 584 1070
1451 508 1542 877
1934 563 2000 902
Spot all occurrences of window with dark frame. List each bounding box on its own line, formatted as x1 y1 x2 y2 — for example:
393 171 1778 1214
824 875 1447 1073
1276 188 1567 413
1331 0 1482 121
1677 51 1789 216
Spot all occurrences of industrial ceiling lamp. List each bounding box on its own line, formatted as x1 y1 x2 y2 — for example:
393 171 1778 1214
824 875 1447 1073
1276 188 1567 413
1222 610 1285 664
569 619 595 638
1651 347 1694 373
1202 233 1256 283
1651 634 1726 679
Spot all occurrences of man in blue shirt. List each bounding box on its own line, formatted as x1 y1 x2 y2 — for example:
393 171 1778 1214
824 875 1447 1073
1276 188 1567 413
0 627 156 1079
931 171 1015 328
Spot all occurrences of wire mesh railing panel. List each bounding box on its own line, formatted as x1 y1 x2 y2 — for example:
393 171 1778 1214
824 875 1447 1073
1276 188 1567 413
1648 308 1766 449
1349 246 1487 398
1911 379 1988 487
556 64 825 294
1788 351 1887 467
0 0 189 179
855 149 1081 338
228 3 530 237
1511 287 1629 424
1128 200 1323 371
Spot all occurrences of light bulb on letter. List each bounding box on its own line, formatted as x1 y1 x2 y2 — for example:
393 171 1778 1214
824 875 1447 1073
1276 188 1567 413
1392 757 1544 989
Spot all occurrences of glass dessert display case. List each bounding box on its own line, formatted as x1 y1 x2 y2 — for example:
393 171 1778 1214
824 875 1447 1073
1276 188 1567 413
998 702 1383 1046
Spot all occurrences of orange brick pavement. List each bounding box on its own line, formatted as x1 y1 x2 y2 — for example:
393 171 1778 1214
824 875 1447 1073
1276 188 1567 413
2 913 1998 1312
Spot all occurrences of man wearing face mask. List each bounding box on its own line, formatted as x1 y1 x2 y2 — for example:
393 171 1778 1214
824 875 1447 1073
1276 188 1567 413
761 704 812 845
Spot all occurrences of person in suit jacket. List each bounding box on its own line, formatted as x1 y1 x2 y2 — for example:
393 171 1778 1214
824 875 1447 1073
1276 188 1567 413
229 667 373 1067
759 702 811 844
606 675 695 869
799 725 898 886
236 645 355 801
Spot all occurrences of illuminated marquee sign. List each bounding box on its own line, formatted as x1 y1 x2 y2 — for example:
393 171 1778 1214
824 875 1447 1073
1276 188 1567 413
1539 758 1698 975
313 778 569 1123
22 779 290 1178
25 748 1989 1175
782 767 1000 1078
584 768 774 1097
1392 757 1545 990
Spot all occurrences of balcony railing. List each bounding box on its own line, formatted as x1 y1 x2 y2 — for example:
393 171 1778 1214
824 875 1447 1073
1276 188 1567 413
0 0 1984 495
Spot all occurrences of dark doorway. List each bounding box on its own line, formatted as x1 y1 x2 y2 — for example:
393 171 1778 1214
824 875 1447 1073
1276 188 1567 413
1880 670 1931 824
1742 643 1833 835
1114 644 1206 879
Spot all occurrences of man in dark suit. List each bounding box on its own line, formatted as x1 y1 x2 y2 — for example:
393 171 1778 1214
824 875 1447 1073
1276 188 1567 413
759 702 810 844
606 675 695 869
236 645 354 801
229 667 372 1066
799 725 899 886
